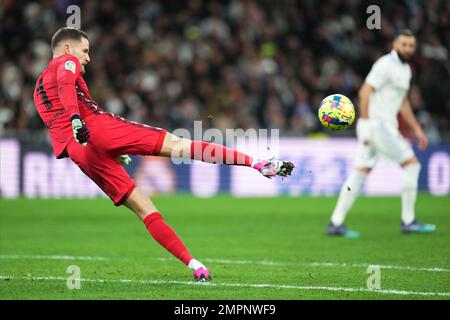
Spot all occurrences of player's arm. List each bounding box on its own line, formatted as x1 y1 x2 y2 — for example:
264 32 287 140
358 82 374 119
56 57 90 145
356 82 375 144
356 58 387 144
399 97 428 150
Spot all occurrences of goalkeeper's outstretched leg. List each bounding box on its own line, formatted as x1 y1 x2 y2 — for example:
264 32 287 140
124 187 211 282
158 132 294 179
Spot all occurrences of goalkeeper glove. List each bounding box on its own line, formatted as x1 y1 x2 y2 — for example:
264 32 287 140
356 118 373 145
71 114 90 145
118 154 132 166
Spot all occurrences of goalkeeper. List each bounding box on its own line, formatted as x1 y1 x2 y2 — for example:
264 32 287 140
33 27 293 282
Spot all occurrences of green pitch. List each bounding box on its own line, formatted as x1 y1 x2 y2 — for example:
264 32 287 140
0 195 449 300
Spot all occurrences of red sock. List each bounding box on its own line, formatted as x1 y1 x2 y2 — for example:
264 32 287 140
190 141 253 166
144 212 193 265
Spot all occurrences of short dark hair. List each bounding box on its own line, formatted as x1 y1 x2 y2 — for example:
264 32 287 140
51 27 88 51
396 29 415 39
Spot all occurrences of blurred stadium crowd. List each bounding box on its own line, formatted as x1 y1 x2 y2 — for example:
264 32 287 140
1 0 449 142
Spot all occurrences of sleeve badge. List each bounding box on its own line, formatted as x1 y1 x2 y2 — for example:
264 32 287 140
64 60 76 74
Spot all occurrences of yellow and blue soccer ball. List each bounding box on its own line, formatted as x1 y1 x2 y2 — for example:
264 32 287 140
318 94 355 130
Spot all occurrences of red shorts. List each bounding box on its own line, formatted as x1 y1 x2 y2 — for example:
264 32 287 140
67 113 167 206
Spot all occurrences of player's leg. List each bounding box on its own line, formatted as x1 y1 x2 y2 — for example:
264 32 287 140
90 114 293 178
327 140 377 237
123 188 211 282
158 132 294 178
401 156 421 225
330 167 370 225
67 139 210 281
400 156 435 233
327 168 369 238
374 124 435 233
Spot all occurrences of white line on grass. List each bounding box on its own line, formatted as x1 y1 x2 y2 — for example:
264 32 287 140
308 262 450 273
158 257 450 273
2 254 449 273
0 274 449 297
0 254 109 261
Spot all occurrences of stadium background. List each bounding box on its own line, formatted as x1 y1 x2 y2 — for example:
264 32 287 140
1 0 449 198
1 0 450 301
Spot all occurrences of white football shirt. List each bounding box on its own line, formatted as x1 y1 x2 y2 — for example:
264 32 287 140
365 50 412 127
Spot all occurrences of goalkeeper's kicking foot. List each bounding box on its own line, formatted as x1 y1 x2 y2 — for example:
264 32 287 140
253 158 295 178
401 219 436 234
193 267 211 283
326 222 360 238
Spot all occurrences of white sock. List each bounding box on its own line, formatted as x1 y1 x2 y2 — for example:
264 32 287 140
188 258 206 271
401 162 421 225
331 170 367 226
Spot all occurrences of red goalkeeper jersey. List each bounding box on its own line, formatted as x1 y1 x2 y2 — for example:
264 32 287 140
33 54 104 158
32 54 167 206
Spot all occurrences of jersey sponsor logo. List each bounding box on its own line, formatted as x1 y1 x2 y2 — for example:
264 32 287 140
65 60 76 74
45 109 66 128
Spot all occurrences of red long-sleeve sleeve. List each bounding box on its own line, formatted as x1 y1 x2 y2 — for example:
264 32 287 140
56 56 81 119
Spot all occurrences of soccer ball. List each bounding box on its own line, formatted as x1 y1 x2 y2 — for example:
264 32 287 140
318 94 355 130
